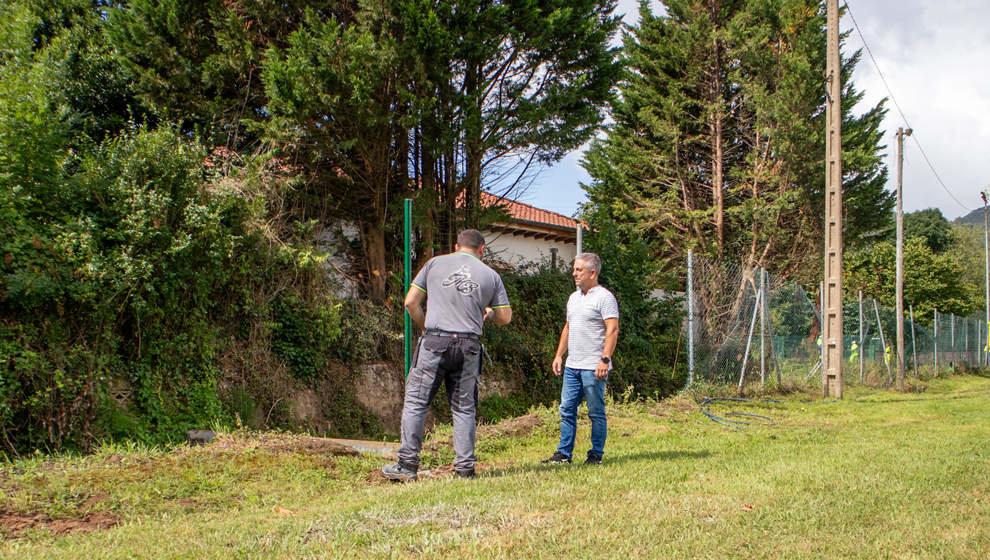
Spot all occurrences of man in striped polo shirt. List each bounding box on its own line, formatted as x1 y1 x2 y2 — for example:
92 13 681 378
543 252 619 465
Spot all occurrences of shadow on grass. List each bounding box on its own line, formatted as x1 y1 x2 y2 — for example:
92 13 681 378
485 449 711 478
852 391 990 404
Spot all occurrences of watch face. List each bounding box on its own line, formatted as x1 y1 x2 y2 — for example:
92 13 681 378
601 357 610 364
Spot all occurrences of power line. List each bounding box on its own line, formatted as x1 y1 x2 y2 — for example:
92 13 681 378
843 1 974 213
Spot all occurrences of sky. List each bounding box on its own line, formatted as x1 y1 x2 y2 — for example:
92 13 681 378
518 0 990 221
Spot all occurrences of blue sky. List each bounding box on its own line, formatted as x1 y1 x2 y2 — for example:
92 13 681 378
519 0 990 221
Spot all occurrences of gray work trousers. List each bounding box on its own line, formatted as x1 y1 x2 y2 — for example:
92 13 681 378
398 332 482 473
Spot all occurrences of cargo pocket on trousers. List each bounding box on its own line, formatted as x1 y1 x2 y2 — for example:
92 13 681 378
411 335 447 401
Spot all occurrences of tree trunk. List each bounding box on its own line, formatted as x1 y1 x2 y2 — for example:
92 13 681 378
710 34 725 258
464 61 482 229
361 221 387 300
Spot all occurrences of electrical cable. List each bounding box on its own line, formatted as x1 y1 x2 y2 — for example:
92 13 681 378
843 1 975 213
698 397 779 429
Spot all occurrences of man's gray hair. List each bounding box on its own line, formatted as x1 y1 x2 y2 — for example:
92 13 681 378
576 252 602 275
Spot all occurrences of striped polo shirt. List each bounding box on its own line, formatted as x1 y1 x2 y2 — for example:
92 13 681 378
565 284 619 370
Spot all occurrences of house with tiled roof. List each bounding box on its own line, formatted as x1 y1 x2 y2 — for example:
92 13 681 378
479 191 582 269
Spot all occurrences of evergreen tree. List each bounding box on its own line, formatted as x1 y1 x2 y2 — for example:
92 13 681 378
583 0 892 283
393 0 622 254
108 0 345 150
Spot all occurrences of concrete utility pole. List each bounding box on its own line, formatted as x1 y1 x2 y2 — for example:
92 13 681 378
822 0 843 398
982 190 989 366
895 127 911 391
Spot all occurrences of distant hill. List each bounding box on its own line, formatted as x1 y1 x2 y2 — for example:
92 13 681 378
955 208 986 227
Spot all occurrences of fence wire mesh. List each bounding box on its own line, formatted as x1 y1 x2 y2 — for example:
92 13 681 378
685 254 986 390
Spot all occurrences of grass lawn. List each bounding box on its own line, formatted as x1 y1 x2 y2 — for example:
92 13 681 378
2 374 989 559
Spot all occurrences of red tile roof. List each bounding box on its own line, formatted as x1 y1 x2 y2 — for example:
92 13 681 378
480 192 579 231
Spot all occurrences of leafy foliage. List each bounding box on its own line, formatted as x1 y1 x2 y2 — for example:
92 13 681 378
902 208 953 254
844 238 976 323
582 0 891 282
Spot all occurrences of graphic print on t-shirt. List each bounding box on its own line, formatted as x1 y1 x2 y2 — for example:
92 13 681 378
441 265 480 295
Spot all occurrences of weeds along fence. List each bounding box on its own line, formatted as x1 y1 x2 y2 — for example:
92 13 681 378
683 251 988 391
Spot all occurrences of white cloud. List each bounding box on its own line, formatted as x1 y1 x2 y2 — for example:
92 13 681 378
844 0 990 218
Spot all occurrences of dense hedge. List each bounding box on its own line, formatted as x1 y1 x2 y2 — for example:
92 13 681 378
480 253 686 422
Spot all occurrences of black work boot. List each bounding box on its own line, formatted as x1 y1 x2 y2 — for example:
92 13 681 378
455 468 477 479
382 463 417 482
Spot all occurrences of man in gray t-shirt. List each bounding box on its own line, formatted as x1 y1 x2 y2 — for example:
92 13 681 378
542 252 619 466
382 229 512 482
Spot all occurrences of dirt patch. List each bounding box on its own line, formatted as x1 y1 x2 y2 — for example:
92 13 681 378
477 413 542 439
1 510 119 539
80 493 109 510
420 413 542 455
194 432 359 458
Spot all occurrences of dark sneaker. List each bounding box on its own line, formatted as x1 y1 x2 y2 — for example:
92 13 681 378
584 455 602 465
381 463 417 482
455 468 477 479
541 451 571 464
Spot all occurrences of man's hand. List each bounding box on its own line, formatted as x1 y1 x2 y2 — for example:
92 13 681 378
595 359 609 380
483 307 495 322
552 355 563 376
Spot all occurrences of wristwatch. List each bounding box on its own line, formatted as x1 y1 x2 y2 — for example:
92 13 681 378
600 356 611 365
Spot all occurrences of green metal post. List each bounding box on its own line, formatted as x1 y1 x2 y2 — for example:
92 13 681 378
404 199 413 378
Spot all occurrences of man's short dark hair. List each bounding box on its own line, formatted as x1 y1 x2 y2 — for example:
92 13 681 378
457 229 486 249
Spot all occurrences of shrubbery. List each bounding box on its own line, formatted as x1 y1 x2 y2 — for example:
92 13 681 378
483 245 685 419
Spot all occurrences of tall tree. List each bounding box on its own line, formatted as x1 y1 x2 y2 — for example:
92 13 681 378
400 0 622 248
583 0 892 283
903 208 952 254
262 6 414 299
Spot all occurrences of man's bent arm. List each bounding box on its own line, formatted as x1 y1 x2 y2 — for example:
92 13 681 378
602 318 619 359
491 306 512 325
554 323 569 360
404 286 427 330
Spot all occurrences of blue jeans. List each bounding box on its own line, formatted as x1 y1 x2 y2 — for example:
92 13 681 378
557 367 607 460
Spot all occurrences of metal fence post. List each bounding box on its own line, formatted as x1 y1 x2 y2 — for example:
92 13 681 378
403 198 413 378
934 308 938 371
819 281 825 368
738 285 762 393
874 299 891 382
760 269 766 390
964 318 969 365
909 304 918 377
687 249 694 386
859 290 864 383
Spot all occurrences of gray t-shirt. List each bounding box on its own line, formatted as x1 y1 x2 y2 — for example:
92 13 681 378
412 251 511 335
565 285 619 370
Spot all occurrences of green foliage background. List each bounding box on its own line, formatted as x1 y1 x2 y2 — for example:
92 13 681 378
3 0 985 458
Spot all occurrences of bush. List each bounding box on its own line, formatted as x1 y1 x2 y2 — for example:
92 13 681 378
270 293 342 381
1 125 264 453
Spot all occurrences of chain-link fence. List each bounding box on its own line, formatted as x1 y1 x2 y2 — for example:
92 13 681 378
684 252 986 390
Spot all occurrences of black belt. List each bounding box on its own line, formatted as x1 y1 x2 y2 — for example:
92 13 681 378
424 329 480 340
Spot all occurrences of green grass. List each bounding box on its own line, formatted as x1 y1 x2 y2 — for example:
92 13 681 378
2 375 989 559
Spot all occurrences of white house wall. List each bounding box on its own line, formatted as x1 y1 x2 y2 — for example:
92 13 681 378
483 231 576 268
